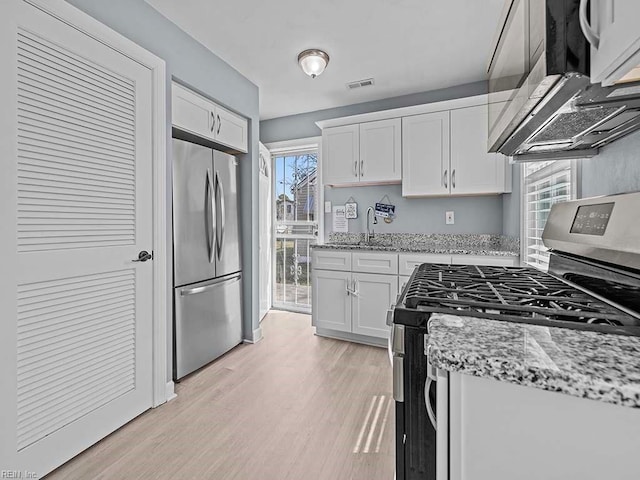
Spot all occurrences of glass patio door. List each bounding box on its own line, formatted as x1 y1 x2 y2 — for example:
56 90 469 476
273 149 318 312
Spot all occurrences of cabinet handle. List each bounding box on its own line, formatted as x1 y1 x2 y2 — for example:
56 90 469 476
352 279 359 297
210 111 215 132
443 169 448 189
217 114 221 135
579 0 600 49
452 169 456 189
360 160 364 177
354 160 358 177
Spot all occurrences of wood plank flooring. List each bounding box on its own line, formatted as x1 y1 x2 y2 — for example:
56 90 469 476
46 311 395 479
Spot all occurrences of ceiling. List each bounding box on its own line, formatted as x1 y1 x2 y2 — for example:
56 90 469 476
147 0 506 120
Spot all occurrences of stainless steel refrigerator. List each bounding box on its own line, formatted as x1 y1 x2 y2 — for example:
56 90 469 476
172 138 243 380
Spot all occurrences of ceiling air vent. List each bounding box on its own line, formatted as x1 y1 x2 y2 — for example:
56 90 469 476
347 78 375 90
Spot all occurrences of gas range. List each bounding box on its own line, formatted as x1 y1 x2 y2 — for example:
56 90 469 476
390 191 640 480
396 262 640 336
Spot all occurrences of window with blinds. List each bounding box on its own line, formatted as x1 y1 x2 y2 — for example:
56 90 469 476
522 160 576 270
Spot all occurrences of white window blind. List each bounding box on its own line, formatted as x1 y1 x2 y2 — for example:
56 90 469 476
522 160 576 270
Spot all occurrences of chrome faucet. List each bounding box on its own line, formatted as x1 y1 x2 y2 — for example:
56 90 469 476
365 206 376 244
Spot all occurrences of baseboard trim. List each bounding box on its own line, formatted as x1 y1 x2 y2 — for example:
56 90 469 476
243 326 263 344
164 381 177 403
315 328 386 348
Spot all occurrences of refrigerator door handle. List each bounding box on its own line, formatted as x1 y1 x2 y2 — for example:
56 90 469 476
179 273 242 296
205 168 215 264
215 170 226 261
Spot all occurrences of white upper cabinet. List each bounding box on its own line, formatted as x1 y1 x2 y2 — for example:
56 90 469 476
359 118 402 183
171 82 248 153
320 95 511 195
402 111 451 197
450 104 508 195
587 0 640 86
403 104 510 197
323 124 360 185
172 83 214 141
402 111 450 197
215 104 248 152
322 119 401 186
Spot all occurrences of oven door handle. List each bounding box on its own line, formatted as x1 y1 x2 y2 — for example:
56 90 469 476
393 354 404 402
386 304 395 365
425 377 437 431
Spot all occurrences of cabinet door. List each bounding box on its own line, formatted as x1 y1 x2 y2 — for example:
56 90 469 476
398 253 453 276
590 0 640 85
451 254 519 267
311 269 351 332
352 251 398 275
352 273 398 339
322 125 360 185
172 83 215 141
312 249 351 271
450 104 508 195
214 104 248 153
402 111 450 197
359 118 402 183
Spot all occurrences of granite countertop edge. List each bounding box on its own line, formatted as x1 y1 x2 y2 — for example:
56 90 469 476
427 315 640 409
312 243 520 257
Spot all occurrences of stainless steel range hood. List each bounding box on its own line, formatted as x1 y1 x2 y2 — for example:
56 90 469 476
488 0 640 162
499 75 640 161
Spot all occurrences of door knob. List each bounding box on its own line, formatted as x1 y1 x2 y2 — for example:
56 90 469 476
132 250 153 262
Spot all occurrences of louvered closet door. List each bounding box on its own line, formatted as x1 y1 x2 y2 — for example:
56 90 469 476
0 1 154 476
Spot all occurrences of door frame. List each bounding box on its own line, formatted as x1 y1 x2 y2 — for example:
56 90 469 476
26 0 170 406
266 137 322 313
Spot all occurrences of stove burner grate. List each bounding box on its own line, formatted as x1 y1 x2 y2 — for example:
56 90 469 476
404 263 640 328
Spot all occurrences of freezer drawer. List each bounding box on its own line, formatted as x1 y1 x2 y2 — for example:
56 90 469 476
174 273 243 380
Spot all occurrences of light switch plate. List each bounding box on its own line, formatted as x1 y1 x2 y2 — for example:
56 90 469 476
446 211 455 225
324 201 332 213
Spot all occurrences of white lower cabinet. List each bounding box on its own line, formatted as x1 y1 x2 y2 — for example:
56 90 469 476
351 273 398 338
311 269 351 333
312 249 520 342
312 268 396 340
444 372 640 480
399 253 453 275
451 254 519 267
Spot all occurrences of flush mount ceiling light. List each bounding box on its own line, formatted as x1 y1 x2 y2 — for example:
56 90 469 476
298 49 330 78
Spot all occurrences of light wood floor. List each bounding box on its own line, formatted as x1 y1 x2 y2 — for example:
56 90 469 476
46 311 395 479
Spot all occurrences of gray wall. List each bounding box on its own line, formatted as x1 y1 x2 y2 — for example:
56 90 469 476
66 0 261 381
324 185 504 241
261 81 488 143
581 130 640 197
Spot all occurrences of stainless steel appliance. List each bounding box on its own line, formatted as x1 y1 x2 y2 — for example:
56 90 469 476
390 191 640 479
172 138 243 380
488 0 640 160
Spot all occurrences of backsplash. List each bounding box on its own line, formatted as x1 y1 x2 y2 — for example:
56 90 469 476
323 184 505 242
327 232 520 252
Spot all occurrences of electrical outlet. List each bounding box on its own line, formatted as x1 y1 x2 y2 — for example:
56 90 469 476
324 201 332 213
446 211 455 225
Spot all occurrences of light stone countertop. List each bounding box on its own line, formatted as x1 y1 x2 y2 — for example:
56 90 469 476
312 233 520 257
427 314 640 408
